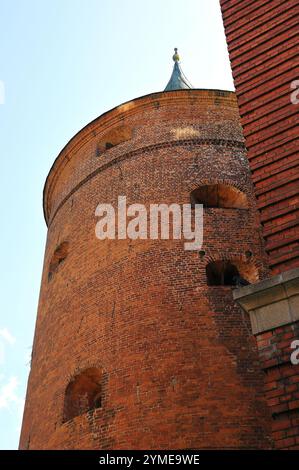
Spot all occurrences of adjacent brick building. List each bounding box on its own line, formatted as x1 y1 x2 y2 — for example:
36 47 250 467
220 0 299 274
19 80 273 448
220 0 299 449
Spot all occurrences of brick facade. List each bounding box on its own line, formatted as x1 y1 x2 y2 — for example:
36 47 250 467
257 323 299 449
19 90 273 449
220 0 299 274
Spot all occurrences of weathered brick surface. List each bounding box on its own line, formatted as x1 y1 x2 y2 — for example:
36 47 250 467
19 90 273 449
256 322 299 449
220 0 299 274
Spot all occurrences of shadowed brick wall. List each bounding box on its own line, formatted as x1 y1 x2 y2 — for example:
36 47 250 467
257 323 299 449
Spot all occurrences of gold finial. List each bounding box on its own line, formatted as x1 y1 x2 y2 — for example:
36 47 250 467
172 47 180 62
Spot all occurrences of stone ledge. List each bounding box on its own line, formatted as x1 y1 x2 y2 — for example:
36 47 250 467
233 268 299 335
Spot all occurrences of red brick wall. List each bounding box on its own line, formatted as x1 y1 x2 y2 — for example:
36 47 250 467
19 90 273 449
256 322 299 449
220 0 299 275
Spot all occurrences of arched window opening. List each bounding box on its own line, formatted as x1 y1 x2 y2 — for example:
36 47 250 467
48 242 69 281
63 368 102 422
190 184 248 209
96 125 132 155
48 241 69 281
206 260 252 287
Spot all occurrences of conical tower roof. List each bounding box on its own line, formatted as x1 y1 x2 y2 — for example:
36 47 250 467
164 48 193 91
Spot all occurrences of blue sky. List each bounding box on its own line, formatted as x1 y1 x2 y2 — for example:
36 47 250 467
0 0 234 449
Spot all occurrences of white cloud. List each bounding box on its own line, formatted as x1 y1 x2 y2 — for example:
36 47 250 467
0 328 16 345
0 328 16 366
0 376 24 411
0 376 25 444
0 376 18 409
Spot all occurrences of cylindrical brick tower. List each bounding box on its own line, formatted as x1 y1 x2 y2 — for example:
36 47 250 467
20 84 273 449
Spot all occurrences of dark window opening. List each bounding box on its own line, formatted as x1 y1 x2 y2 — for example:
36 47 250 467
190 184 248 209
93 392 102 409
63 367 102 422
105 142 114 150
206 260 250 286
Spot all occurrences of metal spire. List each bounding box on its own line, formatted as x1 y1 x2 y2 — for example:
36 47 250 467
164 48 193 91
